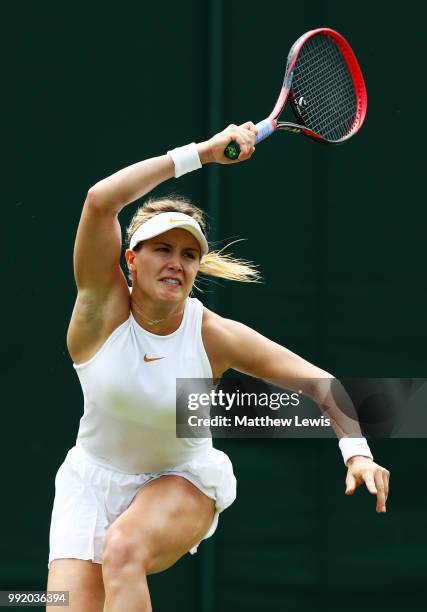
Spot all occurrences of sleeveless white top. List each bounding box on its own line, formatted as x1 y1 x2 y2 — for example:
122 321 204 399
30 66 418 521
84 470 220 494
74 297 213 474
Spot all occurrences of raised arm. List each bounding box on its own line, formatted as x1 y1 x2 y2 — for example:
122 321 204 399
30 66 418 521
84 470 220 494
74 155 175 294
74 122 258 294
67 155 177 362
68 123 258 362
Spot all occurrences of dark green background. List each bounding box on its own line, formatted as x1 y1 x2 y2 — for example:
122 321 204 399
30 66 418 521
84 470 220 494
4 1 426 610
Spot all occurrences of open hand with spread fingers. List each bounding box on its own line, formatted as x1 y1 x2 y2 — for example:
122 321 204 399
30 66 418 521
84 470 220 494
345 456 390 513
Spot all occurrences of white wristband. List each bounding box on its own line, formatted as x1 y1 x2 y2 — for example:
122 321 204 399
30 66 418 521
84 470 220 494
167 142 202 178
339 437 373 465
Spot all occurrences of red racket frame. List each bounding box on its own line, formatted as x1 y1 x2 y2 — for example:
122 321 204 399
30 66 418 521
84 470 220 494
270 27 368 143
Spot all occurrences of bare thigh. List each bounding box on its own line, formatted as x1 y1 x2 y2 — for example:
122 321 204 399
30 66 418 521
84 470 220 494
103 475 216 576
46 559 104 612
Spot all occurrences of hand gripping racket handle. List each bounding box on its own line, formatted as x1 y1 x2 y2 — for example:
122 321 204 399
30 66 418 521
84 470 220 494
224 119 275 160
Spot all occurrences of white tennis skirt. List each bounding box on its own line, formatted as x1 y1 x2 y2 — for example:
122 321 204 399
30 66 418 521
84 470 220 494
48 444 236 568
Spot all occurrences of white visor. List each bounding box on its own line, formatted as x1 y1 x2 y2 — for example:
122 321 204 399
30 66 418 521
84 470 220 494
129 212 208 257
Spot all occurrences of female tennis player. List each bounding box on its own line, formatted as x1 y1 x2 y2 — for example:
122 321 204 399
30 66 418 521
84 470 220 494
47 122 390 612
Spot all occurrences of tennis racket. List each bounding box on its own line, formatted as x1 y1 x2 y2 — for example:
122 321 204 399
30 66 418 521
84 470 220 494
224 28 367 160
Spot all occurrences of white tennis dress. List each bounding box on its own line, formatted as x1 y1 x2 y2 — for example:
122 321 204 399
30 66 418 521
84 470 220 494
48 296 236 568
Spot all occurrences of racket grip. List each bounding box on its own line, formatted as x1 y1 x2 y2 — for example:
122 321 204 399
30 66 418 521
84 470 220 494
254 118 275 143
223 119 276 160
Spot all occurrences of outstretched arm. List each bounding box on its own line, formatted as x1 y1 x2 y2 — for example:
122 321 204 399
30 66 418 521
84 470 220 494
205 314 390 512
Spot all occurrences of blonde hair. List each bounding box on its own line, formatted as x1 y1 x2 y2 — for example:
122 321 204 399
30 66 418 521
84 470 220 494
126 196 260 283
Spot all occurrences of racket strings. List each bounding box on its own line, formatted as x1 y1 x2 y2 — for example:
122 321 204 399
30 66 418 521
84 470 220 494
295 45 356 138
295 41 356 138
290 35 357 140
293 38 356 137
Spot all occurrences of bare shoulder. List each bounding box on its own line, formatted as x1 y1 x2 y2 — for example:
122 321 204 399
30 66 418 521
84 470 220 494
201 309 291 378
202 308 246 340
67 278 131 365
202 307 227 344
201 308 330 384
201 308 245 377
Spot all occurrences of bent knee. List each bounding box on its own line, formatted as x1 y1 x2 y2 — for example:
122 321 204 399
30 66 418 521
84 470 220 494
103 527 149 575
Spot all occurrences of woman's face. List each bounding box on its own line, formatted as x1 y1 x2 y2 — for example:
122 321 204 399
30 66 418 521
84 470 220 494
128 228 201 304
